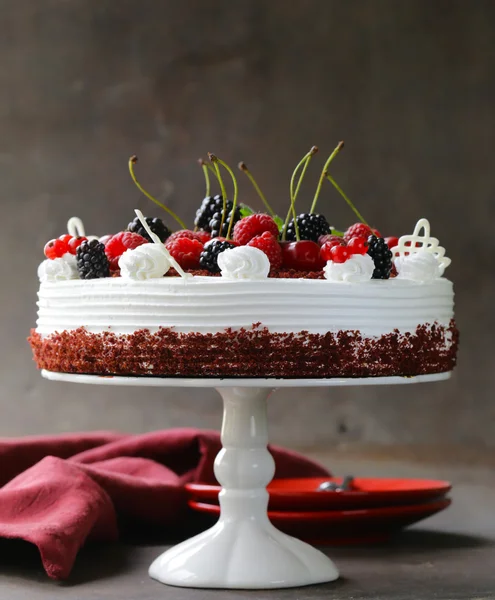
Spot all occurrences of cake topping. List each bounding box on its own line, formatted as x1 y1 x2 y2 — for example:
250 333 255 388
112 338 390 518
127 215 171 243
76 239 110 280
199 238 237 273
38 254 78 283
394 219 451 277
395 250 442 282
119 242 172 280
217 246 270 280
247 231 283 269
324 253 374 282
367 235 393 279
233 213 280 245
105 231 148 271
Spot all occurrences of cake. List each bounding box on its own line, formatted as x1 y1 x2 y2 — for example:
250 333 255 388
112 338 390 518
29 146 458 378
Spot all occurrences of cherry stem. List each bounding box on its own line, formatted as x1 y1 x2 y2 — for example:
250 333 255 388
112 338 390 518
238 162 276 217
310 141 344 214
282 146 318 241
217 158 238 240
208 153 238 240
129 156 187 230
325 174 369 226
198 159 211 197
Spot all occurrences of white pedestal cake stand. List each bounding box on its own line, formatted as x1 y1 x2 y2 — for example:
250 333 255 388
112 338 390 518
41 370 450 589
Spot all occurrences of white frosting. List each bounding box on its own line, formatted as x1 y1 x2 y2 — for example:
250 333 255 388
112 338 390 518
395 250 442 282
324 254 374 283
217 246 270 280
37 253 78 283
36 277 455 337
119 243 171 280
395 218 451 273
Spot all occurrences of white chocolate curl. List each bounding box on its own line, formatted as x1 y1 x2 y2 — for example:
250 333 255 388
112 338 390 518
38 253 78 283
324 253 375 282
67 216 98 241
395 250 442 282
119 243 171 280
394 218 450 275
217 246 270 280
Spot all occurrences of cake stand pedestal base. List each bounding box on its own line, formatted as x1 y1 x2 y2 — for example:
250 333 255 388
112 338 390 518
149 386 339 589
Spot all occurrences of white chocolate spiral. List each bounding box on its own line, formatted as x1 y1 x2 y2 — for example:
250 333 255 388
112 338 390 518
217 246 270 280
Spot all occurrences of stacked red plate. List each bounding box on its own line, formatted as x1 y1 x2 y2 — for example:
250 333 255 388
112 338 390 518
186 477 451 545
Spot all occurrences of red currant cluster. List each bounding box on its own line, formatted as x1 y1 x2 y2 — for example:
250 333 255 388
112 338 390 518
44 234 87 259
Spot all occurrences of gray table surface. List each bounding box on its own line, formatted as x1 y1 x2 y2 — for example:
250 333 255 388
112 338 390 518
1 452 494 600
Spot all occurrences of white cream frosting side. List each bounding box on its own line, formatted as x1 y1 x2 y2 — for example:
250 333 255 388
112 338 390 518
37 253 78 283
119 243 171 280
36 277 455 337
218 246 270 280
395 250 442 282
324 254 374 282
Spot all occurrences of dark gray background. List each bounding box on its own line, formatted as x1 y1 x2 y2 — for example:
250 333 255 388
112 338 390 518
1 0 493 451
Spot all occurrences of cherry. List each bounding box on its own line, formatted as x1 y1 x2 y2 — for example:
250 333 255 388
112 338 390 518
281 240 325 271
347 236 368 255
330 244 351 263
67 236 87 255
385 236 399 249
44 238 68 259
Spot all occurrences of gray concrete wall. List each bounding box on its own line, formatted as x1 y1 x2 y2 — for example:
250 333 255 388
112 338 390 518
1 0 493 450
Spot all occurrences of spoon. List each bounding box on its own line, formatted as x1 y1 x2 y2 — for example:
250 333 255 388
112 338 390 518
317 476 354 492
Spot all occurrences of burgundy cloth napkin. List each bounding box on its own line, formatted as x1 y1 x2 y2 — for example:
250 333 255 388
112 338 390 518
0 429 329 580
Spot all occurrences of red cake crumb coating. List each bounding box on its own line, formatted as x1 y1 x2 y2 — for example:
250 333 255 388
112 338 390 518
29 321 458 379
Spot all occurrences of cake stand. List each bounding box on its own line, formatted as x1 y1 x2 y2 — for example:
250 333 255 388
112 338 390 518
41 370 450 589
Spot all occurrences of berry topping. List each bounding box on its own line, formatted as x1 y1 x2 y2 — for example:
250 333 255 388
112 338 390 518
44 238 68 260
330 244 351 263
347 236 369 255
208 208 242 239
247 231 283 269
321 239 347 261
344 223 373 242
194 195 228 231
318 234 345 247
99 234 113 246
67 236 87 255
199 239 237 273
385 236 399 249
76 239 110 279
367 235 393 279
165 237 204 270
281 240 325 271
166 229 211 245
233 213 279 245
128 215 171 243
58 234 73 246
105 231 148 271
284 213 331 243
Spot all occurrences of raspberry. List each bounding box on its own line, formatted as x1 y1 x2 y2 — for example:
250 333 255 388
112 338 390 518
233 214 279 245
318 234 345 247
105 231 147 271
344 223 372 242
247 232 283 269
44 238 68 259
165 237 204 270
166 229 211 245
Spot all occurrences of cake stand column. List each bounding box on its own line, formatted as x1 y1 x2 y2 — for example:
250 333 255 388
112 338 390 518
149 385 339 589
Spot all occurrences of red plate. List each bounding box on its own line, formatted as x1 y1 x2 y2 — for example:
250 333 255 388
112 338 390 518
185 477 451 511
188 498 451 545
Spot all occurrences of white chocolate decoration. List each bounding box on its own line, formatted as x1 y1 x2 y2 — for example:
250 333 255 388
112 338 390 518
119 243 172 280
323 253 374 283
67 216 98 241
395 250 442 282
217 246 270 280
38 253 78 283
394 218 451 274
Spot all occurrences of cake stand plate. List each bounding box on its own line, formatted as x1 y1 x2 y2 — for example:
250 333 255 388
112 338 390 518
41 370 450 589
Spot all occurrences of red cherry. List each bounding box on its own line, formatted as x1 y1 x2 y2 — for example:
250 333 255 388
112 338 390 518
281 241 325 271
385 236 399 249
67 236 88 255
44 238 68 259
330 244 351 263
347 236 368 255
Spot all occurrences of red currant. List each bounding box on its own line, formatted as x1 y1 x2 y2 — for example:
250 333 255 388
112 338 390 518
67 236 87 255
44 238 68 259
281 241 325 271
385 236 399 249
321 240 344 261
330 244 351 263
347 236 368 255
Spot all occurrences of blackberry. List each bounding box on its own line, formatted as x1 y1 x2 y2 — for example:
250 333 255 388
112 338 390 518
76 239 110 279
284 213 331 242
128 216 171 242
194 195 236 232
199 239 236 273
367 235 393 279
208 208 242 238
